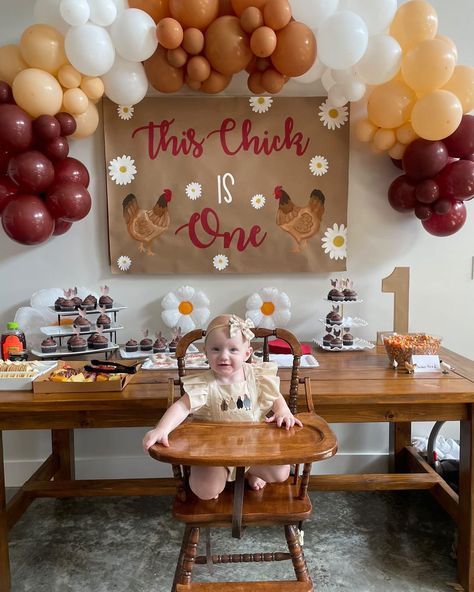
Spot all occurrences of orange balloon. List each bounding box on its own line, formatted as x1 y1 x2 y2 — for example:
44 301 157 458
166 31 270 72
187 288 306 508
58 64 81 89
187 56 211 82
182 28 205 55
443 65 474 113
143 45 184 92
63 88 89 115
231 0 267 17
201 70 232 93
169 0 219 30
80 76 104 101
250 26 277 58
411 90 463 141
185 75 202 90
12 68 63 117
396 122 418 145
354 118 377 143
372 128 396 151
156 17 184 49
247 71 265 94
389 0 438 51
167 47 188 68
256 57 270 72
205 16 252 75
71 102 99 139
271 21 316 77
401 38 456 94
367 79 416 129
261 67 284 93
218 0 234 16
128 0 170 22
0 45 28 86
263 0 291 31
20 24 67 75
240 7 264 34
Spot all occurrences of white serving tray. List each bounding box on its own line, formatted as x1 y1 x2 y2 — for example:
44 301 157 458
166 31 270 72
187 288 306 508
319 316 368 328
48 303 127 315
322 298 363 303
40 323 123 337
119 343 199 359
30 343 119 358
313 338 375 352
0 361 58 391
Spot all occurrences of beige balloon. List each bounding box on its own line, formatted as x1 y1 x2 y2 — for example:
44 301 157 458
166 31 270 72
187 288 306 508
71 102 99 139
20 24 67 75
58 64 82 89
0 45 28 86
411 90 463 141
354 118 378 143
389 0 438 51
388 142 407 160
80 76 105 101
396 122 418 145
63 88 89 115
367 79 417 129
373 128 396 151
401 38 456 94
12 68 63 117
443 65 474 113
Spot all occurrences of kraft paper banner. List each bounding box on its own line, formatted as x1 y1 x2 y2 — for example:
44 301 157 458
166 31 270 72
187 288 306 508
103 97 350 274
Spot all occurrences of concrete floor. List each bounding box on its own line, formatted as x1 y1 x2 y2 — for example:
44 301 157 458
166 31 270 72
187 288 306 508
8 490 456 592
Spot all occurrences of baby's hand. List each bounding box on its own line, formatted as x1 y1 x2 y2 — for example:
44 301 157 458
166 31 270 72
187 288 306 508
265 413 303 430
142 427 170 451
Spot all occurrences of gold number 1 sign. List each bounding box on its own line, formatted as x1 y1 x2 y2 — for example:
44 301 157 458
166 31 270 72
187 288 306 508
378 267 410 343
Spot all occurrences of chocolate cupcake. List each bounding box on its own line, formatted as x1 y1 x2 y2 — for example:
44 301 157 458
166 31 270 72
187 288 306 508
125 339 138 353
343 279 358 301
98 294 113 309
88 333 99 347
72 295 83 309
91 334 108 349
140 337 153 352
82 294 97 310
67 334 87 352
326 307 342 325
73 314 91 333
41 337 57 354
327 288 344 301
153 332 167 353
60 298 76 312
322 328 333 347
96 313 111 329
330 337 343 349
343 332 354 347
54 297 65 311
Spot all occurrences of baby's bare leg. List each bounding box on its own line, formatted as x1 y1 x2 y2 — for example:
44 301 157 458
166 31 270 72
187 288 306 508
189 466 228 500
247 464 290 491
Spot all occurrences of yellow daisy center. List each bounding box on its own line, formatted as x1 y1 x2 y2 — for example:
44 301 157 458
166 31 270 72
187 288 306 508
119 165 127 173
123 107 129 113
333 235 345 248
179 301 193 315
261 301 275 316
316 163 322 168
328 108 339 119
258 97 265 104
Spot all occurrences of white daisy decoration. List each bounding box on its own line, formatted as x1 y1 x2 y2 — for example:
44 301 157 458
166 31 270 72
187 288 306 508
161 285 211 333
117 105 134 120
185 182 202 200
117 255 132 271
318 99 349 130
249 96 273 114
213 254 229 271
321 223 347 260
250 194 266 209
309 155 329 176
245 287 291 330
108 155 137 186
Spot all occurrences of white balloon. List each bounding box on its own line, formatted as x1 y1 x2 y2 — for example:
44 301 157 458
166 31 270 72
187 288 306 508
111 0 127 12
88 0 118 26
60 0 90 26
289 0 339 31
33 0 69 33
321 69 335 92
331 67 358 84
338 0 397 35
65 24 115 76
318 11 369 70
293 57 325 84
109 8 158 62
341 79 366 102
328 84 349 108
354 34 402 85
102 56 149 105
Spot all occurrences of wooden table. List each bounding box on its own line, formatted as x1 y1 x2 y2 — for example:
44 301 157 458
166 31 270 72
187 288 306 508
1 345 474 591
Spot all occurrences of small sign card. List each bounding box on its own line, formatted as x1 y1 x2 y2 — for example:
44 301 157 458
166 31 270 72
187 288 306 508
412 355 441 373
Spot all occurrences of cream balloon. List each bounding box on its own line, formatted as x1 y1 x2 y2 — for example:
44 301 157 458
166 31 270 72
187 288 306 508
0 45 28 86
443 65 474 113
411 90 463 141
80 76 105 101
373 128 396 151
109 8 158 62
389 0 438 51
401 38 456 94
58 64 82 88
317 11 368 70
12 68 63 117
60 0 90 26
63 88 89 114
102 56 149 105
71 102 99 139
388 142 406 159
354 118 377 143
65 24 115 77
396 122 418 145
354 34 402 85
367 79 416 129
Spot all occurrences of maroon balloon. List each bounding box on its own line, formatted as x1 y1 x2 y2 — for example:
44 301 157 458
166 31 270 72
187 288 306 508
0 149 10 175
388 175 417 211
435 159 474 200
2 194 54 244
422 199 466 236
402 138 448 181
390 157 403 170
7 150 54 192
432 198 452 215
45 182 91 221
53 156 89 187
0 81 13 104
415 179 439 204
33 114 61 143
414 204 432 220
55 112 77 136
43 136 69 161
0 175 18 214
52 218 73 235
443 115 474 158
0 104 33 152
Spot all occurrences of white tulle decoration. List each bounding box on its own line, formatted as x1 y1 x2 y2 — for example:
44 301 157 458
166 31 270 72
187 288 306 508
161 286 211 333
245 288 291 330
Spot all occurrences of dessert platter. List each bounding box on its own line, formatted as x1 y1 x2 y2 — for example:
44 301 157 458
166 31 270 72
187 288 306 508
0 359 58 390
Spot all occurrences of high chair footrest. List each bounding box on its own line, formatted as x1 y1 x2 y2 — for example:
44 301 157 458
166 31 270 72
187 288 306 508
176 582 313 591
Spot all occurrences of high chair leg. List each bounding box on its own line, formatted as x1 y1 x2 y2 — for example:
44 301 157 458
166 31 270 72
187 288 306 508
285 524 311 583
177 526 200 588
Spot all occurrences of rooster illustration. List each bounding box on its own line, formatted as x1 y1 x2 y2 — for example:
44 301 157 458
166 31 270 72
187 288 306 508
122 189 172 256
274 185 325 252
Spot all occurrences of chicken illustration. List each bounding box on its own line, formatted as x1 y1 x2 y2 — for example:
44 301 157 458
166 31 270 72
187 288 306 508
274 186 325 252
122 189 172 255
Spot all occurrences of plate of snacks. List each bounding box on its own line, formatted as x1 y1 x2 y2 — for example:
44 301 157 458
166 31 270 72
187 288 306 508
0 360 58 391
382 333 441 366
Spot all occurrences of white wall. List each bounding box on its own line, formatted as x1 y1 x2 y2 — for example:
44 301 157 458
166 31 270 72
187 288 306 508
1 0 472 485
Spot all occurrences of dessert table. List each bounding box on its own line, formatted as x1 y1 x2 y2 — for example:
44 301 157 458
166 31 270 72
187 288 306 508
1 344 474 591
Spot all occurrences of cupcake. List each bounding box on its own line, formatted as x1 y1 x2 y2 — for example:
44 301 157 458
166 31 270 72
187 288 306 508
343 279 358 301
60 298 76 312
96 312 111 330
82 294 97 311
140 337 153 352
125 339 138 353
67 334 87 352
330 337 343 349
168 328 182 353
72 295 83 309
153 331 168 353
41 337 57 354
327 280 344 301
322 328 333 347
343 332 354 347
99 285 114 309
91 334 109 349
73 310 91 332
326 306 342 325
54 297 65 311
88 333 99 347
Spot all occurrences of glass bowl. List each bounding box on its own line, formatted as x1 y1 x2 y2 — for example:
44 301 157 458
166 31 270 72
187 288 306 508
382 332 442 366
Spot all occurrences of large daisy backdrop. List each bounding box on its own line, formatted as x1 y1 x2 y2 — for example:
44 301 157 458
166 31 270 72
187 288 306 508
161 286 210 333
245 287 291 330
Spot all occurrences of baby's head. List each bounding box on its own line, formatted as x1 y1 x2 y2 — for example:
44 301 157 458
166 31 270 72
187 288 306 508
205 314 255 377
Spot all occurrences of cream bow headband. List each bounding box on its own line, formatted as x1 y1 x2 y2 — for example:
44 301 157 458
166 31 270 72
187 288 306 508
229 315 255 341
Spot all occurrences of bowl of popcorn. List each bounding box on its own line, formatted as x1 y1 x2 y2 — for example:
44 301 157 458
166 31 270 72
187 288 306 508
382 333 442 366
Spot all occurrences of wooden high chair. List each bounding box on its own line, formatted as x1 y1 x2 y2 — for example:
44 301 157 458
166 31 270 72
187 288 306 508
148 328 337 592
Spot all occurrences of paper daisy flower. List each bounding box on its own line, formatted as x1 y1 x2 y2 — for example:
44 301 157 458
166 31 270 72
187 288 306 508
108 155 137 186
321 223 347 260
245 287 291 330
117 255 132 271
249 96 273 113
117 105 134 120
185 182 202 200
318 100 349 130
161 285 211 333
250 194 266 209
309 155 329 176
213 254 229 271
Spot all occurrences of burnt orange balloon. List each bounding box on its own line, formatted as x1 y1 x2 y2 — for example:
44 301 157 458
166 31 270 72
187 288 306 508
256 57 270 72
262 67 284 93
201 69 232 92
185 75 202 90
169 0 219 30
182 28 205 55
250 26 277 58
240 7 264 34
263 0 291 31
205 16 252 75
143 45 184 92
218 0 234 16
231 0 267 17
245 55 257 73
167 47 188 68
156 18 183 49
271 21 316 77
129 0 170 22
247 70 265 94
187 55 211 81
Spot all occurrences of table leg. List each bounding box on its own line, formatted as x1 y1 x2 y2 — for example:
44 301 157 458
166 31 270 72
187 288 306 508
0 431 11 592
389 422 412 472
51 430 75 481
458 408 474 591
